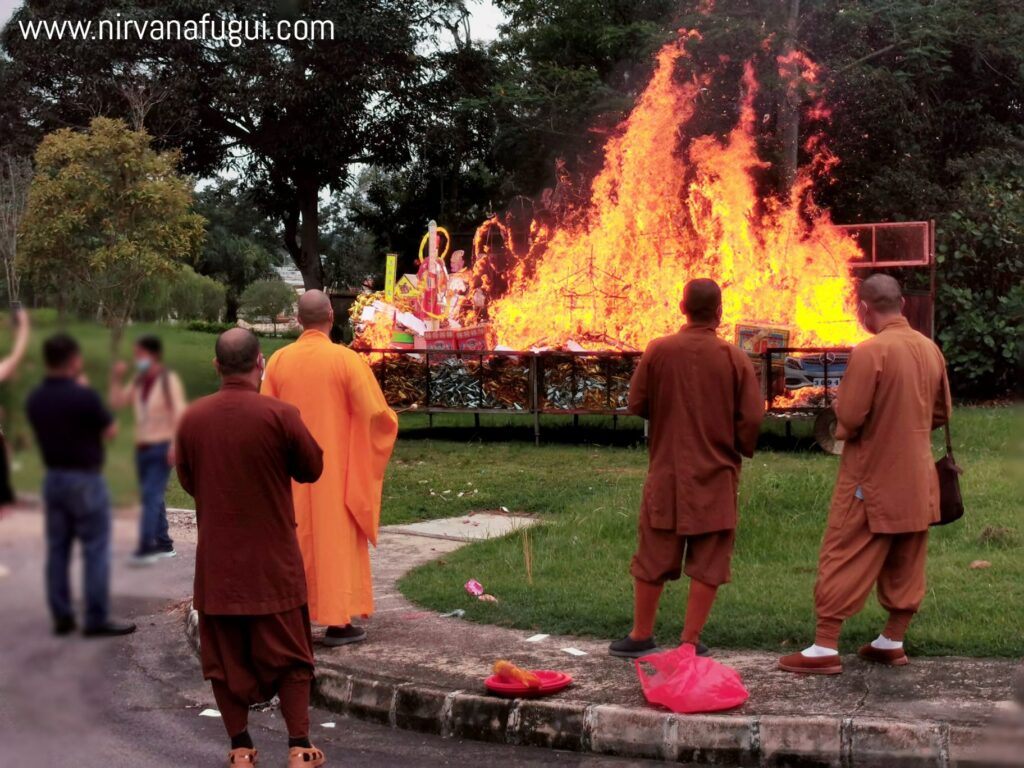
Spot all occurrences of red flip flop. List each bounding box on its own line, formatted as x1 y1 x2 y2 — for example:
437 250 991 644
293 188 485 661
485 670 573 698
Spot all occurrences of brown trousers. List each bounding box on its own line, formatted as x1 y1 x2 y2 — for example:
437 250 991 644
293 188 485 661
199 605 315 738
814 497 928 648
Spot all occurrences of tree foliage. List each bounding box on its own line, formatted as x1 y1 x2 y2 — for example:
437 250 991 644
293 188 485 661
20 117 205 352
240 278 295 336
136 264 227 323
2 0 466 290
192 179 280 321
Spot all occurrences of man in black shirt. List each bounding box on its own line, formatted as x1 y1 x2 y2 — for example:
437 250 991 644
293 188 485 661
26 334 135 637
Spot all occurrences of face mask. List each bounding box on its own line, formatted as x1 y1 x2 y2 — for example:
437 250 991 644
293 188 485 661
134 358 153 373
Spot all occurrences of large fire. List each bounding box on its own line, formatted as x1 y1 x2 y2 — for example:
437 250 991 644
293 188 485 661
469 32 866 351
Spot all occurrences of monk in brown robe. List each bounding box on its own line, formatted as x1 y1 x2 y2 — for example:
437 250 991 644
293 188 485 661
610 279 764 658
780 275 951 675
176 329 328 767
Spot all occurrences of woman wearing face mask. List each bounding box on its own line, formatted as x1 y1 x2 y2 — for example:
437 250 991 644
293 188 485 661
110 334 188 565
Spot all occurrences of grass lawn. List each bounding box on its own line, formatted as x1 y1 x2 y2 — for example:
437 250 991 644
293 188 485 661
397 407 1024 657
2 311 291 509
7 314 1019 656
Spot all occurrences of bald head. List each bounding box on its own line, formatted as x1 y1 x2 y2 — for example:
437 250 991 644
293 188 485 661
859 274 903 314
215 328 260 377
682 278 723 324
297 289 333 328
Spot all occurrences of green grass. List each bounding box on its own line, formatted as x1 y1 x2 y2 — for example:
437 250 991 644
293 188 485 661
3 311 291 508
398 406 1024 657
8 314 1020 656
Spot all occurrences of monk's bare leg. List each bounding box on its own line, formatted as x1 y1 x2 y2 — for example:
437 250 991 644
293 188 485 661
630 578 664 640
681 579 717 645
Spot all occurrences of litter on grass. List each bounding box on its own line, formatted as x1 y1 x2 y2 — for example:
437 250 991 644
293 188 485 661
439 609 466 619
465 579 484 596
525 634 550 643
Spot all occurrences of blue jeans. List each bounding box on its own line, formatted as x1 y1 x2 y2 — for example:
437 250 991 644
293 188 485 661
43 470 111 629
136 442 174 554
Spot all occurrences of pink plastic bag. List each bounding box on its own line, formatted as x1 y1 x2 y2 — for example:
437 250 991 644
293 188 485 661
635 644 749 714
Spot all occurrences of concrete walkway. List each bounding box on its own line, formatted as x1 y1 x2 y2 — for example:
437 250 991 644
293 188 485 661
184 514 1024 766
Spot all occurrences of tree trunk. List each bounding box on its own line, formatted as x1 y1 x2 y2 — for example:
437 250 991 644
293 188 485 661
777 0 801 192
296 172 324 291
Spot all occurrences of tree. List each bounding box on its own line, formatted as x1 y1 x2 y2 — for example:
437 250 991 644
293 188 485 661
20 117 205 353
0 150 32 303
2 1 466 290
193 179 280 321
240 279 295 336
136 265 227 323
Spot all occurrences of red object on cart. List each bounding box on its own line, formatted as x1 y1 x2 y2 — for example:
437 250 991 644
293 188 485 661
485 670 573 698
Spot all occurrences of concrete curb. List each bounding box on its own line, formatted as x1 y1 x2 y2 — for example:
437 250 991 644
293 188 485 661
183 606 1023 767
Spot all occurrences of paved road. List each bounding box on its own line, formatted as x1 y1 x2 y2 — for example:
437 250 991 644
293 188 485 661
0 509 662 767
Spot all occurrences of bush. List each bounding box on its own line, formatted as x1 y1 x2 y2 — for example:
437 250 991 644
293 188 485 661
137 265 226 323
186 319 236 335
936 150 1024 398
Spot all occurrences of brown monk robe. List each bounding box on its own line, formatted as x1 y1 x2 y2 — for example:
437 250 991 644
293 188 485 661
780 275 951 675
176 329 328 768
609 279 764 658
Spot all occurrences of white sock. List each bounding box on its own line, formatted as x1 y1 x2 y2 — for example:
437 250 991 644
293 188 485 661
800 644 839 658
870 634 903 650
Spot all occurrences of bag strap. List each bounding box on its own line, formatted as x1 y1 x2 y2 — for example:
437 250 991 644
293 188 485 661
937 378 954 462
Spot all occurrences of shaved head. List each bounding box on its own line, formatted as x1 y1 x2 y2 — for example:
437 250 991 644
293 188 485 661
215 328 260 376
682 278 723 323
859 274 903 314
297 289 333 327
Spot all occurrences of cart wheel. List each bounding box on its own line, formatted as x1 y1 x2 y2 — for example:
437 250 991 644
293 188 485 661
814 410 845 455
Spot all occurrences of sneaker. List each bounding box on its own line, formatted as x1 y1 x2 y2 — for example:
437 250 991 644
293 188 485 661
154 548 177 560
609 635 658 658
53 616 77 636
323 624 367 647
778 650 843 675
128 550 160 567
83 620 137 638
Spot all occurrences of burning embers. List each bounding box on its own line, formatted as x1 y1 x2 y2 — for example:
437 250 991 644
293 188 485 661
354 30 868 355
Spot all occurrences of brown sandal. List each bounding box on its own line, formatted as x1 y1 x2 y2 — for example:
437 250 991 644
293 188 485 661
287 745 325 767
228 747 258 765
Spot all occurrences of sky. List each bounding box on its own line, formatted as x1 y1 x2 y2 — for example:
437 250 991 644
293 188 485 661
0 1 505 40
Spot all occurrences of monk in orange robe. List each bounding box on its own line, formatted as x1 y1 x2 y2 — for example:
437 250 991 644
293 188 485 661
780 275 951 675
263 290 398 646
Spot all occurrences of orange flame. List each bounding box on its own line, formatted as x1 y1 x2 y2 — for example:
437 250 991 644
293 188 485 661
477 33 866 350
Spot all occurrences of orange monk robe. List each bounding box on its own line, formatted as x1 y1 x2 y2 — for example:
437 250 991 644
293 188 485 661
262 330 398 626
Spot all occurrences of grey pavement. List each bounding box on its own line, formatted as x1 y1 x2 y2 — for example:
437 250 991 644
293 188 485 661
0 508 661 767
